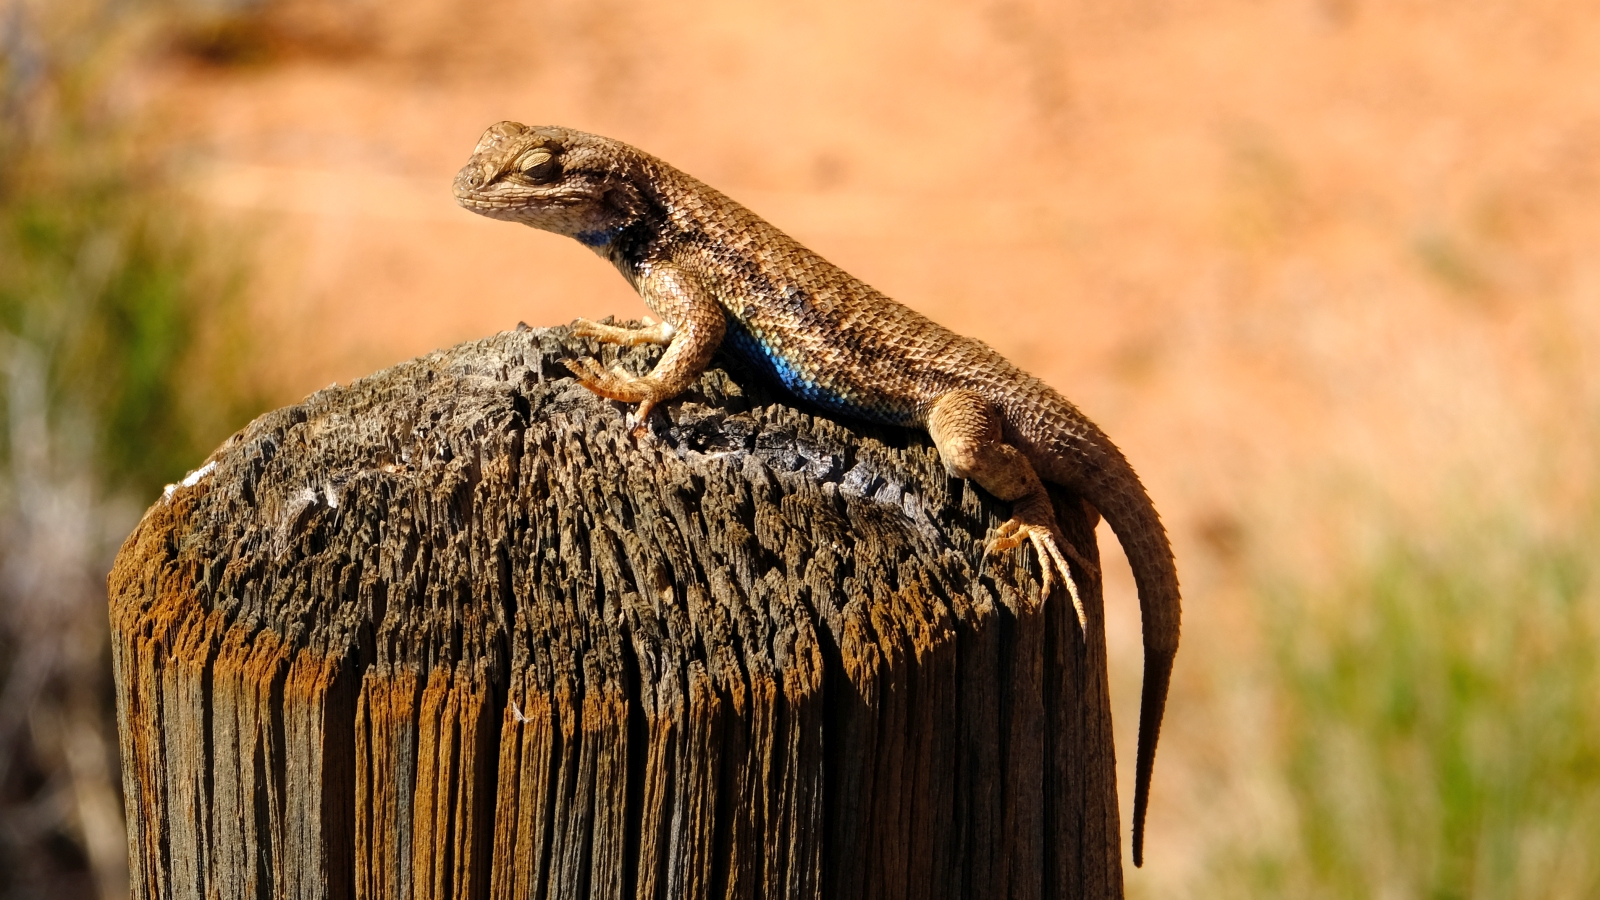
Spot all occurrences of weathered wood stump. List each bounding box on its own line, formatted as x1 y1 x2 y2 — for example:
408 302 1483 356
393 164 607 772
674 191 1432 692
109 325 1124 899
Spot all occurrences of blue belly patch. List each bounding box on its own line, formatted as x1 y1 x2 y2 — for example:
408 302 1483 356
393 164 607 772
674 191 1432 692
722 320 909 425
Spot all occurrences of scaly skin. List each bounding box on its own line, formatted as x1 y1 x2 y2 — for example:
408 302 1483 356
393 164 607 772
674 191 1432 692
454 122 1181 866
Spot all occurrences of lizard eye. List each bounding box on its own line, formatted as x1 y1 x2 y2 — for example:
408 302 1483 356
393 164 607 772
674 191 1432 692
517 148 561 183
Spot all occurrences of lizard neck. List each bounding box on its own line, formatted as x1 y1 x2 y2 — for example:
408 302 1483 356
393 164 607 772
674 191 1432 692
594 159 763 292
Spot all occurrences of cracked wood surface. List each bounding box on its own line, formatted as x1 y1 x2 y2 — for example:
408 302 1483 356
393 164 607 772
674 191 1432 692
109 324 1124 899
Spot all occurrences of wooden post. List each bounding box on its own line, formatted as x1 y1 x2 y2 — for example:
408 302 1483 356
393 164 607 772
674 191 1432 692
109 325 1125 899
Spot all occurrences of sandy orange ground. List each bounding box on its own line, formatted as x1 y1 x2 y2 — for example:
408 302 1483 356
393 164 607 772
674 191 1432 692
137 0 1600 891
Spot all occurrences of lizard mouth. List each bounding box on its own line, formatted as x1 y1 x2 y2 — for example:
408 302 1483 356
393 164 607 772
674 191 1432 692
452 170 535 216
457 203 520 224
453 191 518 219
453 190 510 210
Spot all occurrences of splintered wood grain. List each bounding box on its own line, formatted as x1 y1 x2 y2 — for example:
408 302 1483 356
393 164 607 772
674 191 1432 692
109 325 1124 899
404 663 495 900
357 667 423 899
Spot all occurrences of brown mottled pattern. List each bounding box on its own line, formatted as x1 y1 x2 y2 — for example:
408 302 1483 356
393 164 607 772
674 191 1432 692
454 123 1180 865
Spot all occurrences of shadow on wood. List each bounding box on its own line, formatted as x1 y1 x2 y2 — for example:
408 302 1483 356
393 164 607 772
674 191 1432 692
109 325 1124 899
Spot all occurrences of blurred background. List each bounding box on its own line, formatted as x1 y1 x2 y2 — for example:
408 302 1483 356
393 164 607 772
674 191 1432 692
2 0 1597 896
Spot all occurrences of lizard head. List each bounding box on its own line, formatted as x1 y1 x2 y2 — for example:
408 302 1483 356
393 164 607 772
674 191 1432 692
453 122 647 248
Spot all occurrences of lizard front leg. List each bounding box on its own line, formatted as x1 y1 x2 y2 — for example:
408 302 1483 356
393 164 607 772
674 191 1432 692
563 261 725 426
927 389 1096 629
571 316 675 346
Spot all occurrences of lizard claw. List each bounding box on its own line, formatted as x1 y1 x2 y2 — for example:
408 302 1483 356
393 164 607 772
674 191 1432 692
564 357 654 400
989 519 1089 633
564 356 660 432
624 409 654 440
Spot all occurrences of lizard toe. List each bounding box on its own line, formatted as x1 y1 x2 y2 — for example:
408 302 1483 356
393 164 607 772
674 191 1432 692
564 357 663 409
570 317 607 339
989 518 1027 552
1030 528 1088 633
987 519 1089 633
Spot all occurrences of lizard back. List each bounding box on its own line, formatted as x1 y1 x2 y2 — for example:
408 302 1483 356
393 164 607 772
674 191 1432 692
610 151 1041 428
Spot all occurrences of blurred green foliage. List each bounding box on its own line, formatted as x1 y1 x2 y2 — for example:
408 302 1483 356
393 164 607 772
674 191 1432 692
0 2 263 895
1235 515 1600 899
0 9 261 498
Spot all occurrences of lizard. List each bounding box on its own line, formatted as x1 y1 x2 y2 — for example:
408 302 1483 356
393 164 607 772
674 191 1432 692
453 121 1181 866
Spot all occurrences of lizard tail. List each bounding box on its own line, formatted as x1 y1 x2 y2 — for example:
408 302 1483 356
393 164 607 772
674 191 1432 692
1131 630 1176 866
995 377 1182 866
1079 454 1181 869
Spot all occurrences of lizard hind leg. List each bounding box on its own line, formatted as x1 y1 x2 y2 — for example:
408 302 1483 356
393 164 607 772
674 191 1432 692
928 389 1092 630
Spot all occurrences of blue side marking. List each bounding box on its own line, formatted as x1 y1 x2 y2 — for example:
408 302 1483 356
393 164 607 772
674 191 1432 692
576 224 629 247
722 320 910 425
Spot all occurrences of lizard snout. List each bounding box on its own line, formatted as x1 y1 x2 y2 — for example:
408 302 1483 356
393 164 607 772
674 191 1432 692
453 162 492 198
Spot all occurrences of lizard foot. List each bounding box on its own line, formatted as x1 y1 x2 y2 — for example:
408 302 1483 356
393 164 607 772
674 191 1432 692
564 357 662 434
988 519 1089 632
571 316 674 346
